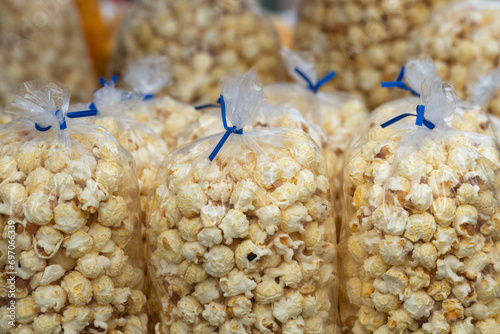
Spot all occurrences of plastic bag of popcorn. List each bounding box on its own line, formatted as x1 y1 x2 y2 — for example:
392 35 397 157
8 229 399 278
293 0 451 109
109 0 282 104
368 58 499 142
0 81 147 333
0 0 96 106
409 0 500 115
147 71 340 333
264 48 368 223
113 57 201 149
81 75 169 224
339 76 500 333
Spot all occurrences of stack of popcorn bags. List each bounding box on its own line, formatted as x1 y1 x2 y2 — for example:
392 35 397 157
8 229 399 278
147 72 340 333
0 82 148 333
5 0 500 333
0 0 96 106
110 0 282 104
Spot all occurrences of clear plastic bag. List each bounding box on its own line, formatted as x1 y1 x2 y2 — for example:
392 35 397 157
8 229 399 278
0 0 96 106
147 72 340 333
0 81 147 333
293 0 450 109
264 48 368 224
409 0 500 112
109 0 282 104
81 75 169 224
340 76 500 333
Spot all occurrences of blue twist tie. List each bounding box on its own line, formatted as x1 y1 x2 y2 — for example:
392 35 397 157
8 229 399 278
99 76 118 87
143 94 154 101
195 97 223 110
208 95 243 162
381 105 435 130
295 68 336 94
34 108 99 132
381 67 421 97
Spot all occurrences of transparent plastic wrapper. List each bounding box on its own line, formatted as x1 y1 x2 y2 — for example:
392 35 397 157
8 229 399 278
340 77 500 333
365 58 500 144
147 72 339 333
0 0 96 106
293 0 450 109
115 57 201 149
409 0 500 115
0 82 147 333
264 48 368 220
472 66 500 118
109 0 282 104
82 76 169 224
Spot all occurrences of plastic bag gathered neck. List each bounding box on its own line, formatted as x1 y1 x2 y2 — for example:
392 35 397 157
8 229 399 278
381 58 438 97
471 67 500 108
91 77 137 117
5 81 98 132
123 56 171 99
281 47 336 94
381 77 457 131
208 71 263 161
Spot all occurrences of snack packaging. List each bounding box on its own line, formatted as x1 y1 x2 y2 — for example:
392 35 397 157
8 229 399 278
84 74 169 224
264 48 368 228
340 76 500 333
110 0 282 104
0 81 147 333
147 72 340 333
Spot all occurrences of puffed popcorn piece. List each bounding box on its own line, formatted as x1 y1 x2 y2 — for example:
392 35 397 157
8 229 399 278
412 243 438 270
0 182 27 216
53 201 88 234
255 205 281 236
193 279 220 305
34 226 64 260
254 277 284 304
177 183 207 218
175 296 202 325
405 213 437 243
23 192 53 226
436 255 466 284
92 275 115 305
427 280 452 302
230 179 258 212
32 285 67 312
403 290 435 320
197 227 223 248
32 313 62 334
203 245 235 278
200 204 225 228
202 302 227 326
61 271 92 306
220 268 257 299
63 230 94 259
75 252 111 279
219 209 249 245
282 316 305 334
234 240 272 273
16 297 38 324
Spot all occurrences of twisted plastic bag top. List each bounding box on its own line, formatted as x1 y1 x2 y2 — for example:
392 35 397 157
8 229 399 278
471 67 500 108
123 56 171 96
281 47 317 88
92 80 136 117
404 58 438 95
221 70 264 130
5 81 70 130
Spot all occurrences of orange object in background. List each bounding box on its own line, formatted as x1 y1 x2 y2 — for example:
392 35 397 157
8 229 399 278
74 0 112 77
